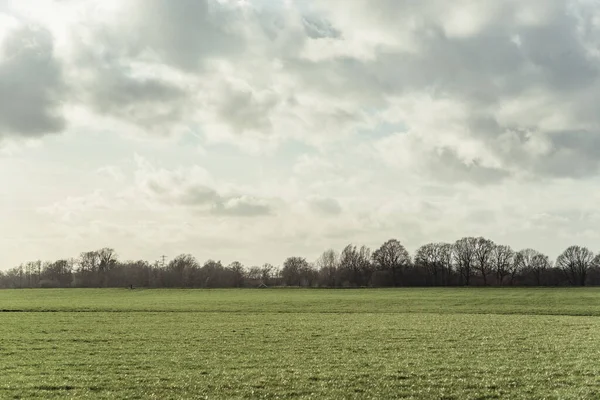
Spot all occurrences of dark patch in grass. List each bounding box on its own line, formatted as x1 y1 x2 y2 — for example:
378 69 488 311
285 391 309 397
70 338 110 343
35 385 76 391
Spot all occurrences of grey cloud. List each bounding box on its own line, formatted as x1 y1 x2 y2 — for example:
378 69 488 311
480 128 600 179
469 209 497 225
146 179 169 195
0 26 65 139
325 9 591 101
302 16 341 39
213 197 273 217
86 65 188 130
533 131 600 178
122 0 244 70
309 197 342 216
66 1 365 138
429 148 510 185
66 0 249 132
144 174 273 217
257 9 307 58
216 86 278 134
180 186 222 206
92 72 184 110
518 19 597 91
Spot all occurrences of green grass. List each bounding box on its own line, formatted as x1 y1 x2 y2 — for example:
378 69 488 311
1 289 599 399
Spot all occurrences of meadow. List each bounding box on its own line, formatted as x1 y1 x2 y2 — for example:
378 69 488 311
0 288 599 399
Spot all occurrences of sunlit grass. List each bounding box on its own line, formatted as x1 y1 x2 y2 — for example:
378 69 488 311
1 288 599 399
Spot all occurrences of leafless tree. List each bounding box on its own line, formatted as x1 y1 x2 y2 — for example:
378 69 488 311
594 254 600 268
358 246 373 286
41 259 72 287
97 248 118 287
199 260 227 288
228 261 245 288
473 237 495 285
414 243 453 286
247 266 262 281
339 244 373 287
167 254 199 287
79 251 100 273
281 257 313 286
453 237 478 286
316 249 339 287
372 239 411 287
490 245 514 285
530 253 551 286
98 248 117 273
515 249 551 286
78 251 100 287
555 246 594 286
260 263 274 285
515 249 536 270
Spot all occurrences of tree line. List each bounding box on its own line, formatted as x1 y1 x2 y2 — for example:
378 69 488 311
1 238 600 289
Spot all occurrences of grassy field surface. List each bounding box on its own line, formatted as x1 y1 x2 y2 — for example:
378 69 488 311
1 288 599 399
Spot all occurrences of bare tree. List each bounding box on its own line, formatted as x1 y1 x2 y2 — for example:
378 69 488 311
453 237 477 286
79 251 100 273
555 246 594 286
78 251 100 287
97 248 118 287
473 237 495 285
247 266 262 281
592 254 600 286
25 261 34 288
260 263 274 285
594 254 600 268
414 243 453 286
167 254 199 287
338 245 373 287
358 245 374 286
372 239 410 287
490 245 514 285
515 249 536 270
530 253 551 286
98 248 117 272
41 259 72 287
281 257 312 287
316 249 339 287
515 249 551 286
199 260 227 288
228 261 245 288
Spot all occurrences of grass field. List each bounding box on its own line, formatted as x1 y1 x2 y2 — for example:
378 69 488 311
1 288 599 399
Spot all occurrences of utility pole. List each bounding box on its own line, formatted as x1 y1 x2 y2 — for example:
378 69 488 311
160 255 167 268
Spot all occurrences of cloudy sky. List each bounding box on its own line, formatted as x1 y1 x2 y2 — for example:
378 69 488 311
2 0 600 269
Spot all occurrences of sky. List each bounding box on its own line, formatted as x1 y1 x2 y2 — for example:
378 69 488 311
2 0 600 269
